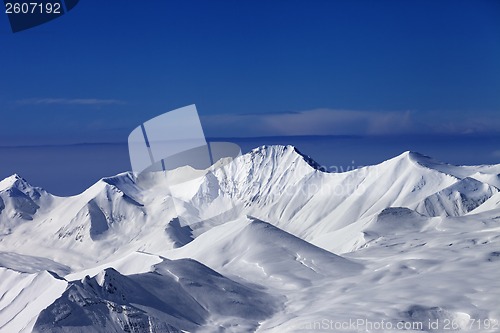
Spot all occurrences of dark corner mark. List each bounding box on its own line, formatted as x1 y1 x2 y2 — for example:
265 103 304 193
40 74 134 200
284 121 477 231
3 0 79 33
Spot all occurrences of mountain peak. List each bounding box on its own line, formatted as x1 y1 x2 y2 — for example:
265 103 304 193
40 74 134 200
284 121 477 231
405 151 437 164
386 151 446 171
396 150 430 162
248 145 324 172
0 174 31 192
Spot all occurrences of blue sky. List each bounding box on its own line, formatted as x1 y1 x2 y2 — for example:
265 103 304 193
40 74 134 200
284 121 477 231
0 0 499 144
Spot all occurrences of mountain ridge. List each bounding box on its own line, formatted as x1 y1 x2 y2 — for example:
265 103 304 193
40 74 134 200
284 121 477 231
0 145 499 332
1 145 498 252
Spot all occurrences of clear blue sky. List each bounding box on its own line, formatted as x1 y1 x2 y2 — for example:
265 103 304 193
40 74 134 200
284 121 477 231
0 0 499 144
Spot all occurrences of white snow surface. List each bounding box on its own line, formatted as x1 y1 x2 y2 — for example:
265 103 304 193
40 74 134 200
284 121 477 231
0 145 499 332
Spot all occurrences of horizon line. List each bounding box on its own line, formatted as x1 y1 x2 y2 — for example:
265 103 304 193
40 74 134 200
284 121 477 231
1 133 499 148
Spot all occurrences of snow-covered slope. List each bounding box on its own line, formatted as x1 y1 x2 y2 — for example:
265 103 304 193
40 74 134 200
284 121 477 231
0 268 67 333
168 216 363 290
412 177 498 217
2 146 496 260
208 147 498 251
34 259 280 333
0 145 499 332
468 190 500 216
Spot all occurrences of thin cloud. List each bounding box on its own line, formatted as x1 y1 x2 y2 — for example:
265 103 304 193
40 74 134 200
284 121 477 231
203 108 500 137
202 108 415 137
17 98 126 106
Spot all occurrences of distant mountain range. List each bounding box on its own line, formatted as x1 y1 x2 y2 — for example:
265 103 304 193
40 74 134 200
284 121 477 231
1 145 499 332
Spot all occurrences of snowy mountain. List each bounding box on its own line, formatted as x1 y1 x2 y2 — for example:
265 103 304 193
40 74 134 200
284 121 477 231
34 258 280 333
210 147 498 251
0 145 499 332
0 175 54 234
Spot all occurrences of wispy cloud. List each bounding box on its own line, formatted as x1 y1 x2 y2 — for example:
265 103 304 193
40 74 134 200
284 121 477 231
17 98 126 106
203 108 500 137
202 108 415 137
